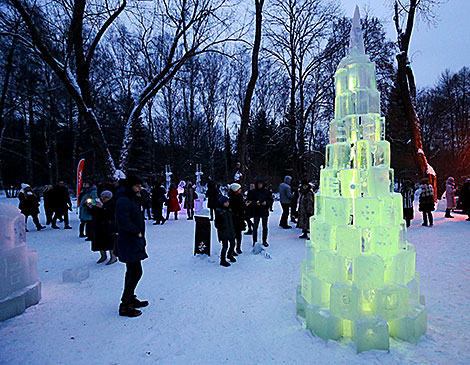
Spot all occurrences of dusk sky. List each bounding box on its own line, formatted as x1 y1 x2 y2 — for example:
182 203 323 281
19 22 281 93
341 0 470 88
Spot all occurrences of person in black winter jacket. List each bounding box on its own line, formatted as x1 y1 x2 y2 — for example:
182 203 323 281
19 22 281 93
51 181 72 229
206 180 221 220
246 178 272 247
459 178 470 221
151 181 167 225
214 196 237 267
18 184 45 232
228 183 245 255
115 176 149 317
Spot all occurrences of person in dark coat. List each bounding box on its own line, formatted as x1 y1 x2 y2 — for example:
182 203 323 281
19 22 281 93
51 180 72 229
459 178 470 221
115 176 148 317
166 184 180 220
152 181 167 225
42 185 55 225
206 180 221 220
228 183 245 255
400 180 415 227
297 181 314 239
246 178 272 247
214 196 237 267
183 181 197 220
19 184 45 232
419 178 435 227
290 181 299 223
89 190 117 265
140 186 152 220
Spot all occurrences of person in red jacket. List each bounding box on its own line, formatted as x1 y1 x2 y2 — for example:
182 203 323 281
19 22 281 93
166 184 181 220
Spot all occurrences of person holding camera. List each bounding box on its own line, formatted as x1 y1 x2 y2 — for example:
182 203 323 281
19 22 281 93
79 181 98 239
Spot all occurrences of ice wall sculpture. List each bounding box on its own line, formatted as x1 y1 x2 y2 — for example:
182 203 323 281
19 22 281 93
296 6 426 352
0 202 41 321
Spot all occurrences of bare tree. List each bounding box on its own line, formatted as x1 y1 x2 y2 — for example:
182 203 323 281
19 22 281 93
393 0 442 199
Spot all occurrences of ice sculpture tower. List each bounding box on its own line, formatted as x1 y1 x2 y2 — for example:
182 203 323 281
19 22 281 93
296 7 426 352
0 202 41 321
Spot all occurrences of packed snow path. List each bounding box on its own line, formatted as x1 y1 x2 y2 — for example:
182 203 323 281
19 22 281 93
0 199 469 364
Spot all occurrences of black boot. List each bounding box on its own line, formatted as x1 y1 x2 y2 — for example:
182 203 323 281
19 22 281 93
132 296 149 308
220 260 230 267
119 304 142 317
227 255 237 263
445 209 454 218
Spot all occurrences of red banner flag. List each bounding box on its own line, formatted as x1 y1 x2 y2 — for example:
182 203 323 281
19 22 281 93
76 159 85 207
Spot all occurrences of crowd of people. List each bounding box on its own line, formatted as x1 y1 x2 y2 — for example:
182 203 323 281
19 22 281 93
14 172 470 317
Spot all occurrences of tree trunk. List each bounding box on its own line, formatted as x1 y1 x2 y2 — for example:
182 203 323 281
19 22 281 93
394 0 437 200
25 98 34 183
238 0 265 183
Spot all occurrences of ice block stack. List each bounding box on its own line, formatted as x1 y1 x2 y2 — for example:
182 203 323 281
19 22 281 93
0 202 41 321
296 7 426 352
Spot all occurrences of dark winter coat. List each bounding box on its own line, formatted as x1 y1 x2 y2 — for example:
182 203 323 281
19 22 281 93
459 181 470 213
400 185 415 220
206 183 221 209
297 187 314 231
52 185 72 214
167 188 181 212
151 185 167 208
215 207 236 242
246 183 272 218
90 199 116 252
183 185 196 210
419 184 435 212
18 192 40 216
42 187 55 214
115 187 148 263
140 189 151 209
228 189 246 232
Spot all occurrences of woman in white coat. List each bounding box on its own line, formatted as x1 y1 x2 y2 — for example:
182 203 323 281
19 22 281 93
445 177 457 218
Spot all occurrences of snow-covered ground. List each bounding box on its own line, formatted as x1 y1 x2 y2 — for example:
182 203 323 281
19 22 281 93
1 196 469 364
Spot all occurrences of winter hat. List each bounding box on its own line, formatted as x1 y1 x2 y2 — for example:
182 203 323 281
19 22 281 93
21 183 30 192
100 190 113 199
447 177 454 183
218 196 229 205
125 175 143 188
230 183 241 192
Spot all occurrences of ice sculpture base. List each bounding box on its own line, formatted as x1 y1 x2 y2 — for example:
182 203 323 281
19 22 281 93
0 281 41 321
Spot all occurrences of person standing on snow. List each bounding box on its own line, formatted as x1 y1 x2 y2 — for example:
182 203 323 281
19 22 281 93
79 181 97 239
18 184 45 232
297 181 314 239
42 185 55 226
445 177 457 218
165 183 181 220
247 178 272 247
278 176 294 229
459 178 470 221
228 183 245 255
214 196 237 267
51 180 72 229
89 190 117 265
183 181 197 220
400 179 415 227
419 178 435 227
115 176 148 317
206 180 221 221
152 181 167 225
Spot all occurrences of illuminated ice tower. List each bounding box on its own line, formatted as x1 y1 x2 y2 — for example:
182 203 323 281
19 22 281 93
296 6 426 352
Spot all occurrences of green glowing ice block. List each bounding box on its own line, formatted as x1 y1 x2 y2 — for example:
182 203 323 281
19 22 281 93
296 6 425 351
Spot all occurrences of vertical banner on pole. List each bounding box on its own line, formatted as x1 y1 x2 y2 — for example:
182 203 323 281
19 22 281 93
76 159 85 207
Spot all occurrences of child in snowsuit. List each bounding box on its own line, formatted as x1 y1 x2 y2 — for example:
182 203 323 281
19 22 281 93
214 196 237 267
